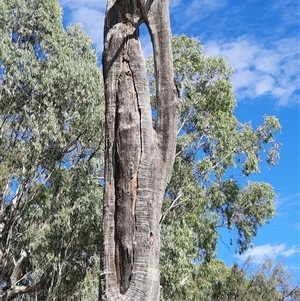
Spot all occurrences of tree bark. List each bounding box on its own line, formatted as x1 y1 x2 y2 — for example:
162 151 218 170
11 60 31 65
100 0 178 300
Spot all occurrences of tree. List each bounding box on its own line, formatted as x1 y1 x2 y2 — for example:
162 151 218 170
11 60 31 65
161 258 300 301
0 0 104 299
151 35 282 300
101 0 178 300
208 258 300 301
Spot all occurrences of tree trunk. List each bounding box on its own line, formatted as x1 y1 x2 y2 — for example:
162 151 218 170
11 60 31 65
100 0 178 300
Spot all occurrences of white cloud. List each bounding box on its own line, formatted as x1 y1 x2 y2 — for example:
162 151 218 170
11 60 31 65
204 36 299 106
254 75 275 95
59 0 106 51
204 40 221 56
237 244 299 264
70 7 105 51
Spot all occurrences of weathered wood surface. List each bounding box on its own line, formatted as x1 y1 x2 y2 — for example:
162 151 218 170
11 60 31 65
101 1 178 300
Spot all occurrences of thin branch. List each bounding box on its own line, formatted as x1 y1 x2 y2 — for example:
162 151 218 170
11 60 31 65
214 229 233 253
160 192 184 224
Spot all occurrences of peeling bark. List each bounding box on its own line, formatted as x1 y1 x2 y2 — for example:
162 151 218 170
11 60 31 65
101 1 178 300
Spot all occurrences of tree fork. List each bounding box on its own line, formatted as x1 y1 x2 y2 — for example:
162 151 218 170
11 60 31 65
101 0 178 300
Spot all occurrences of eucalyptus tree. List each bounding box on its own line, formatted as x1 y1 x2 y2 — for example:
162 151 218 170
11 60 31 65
159 258 300 301
154 35 282 300
101 0 178 300
0 0 104 299
209 259 300 301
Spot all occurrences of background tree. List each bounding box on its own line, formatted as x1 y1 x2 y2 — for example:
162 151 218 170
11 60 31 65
146 35 282 300
209 259 300 301
0 0 104 299
159 258 300 301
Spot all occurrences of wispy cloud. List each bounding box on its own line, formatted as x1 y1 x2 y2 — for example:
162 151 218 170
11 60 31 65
60 0 106 10
273 193 300 231
237 244 299 264
204 36 299 107
171 0 227 12
170 0 182 9
171 0 228 28
269 0 299 28
275 193 300 209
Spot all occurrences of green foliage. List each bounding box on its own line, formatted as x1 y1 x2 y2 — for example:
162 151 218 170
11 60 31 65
161 258 300 301
0 0 104 299
208 259 299 301
150 35 282 299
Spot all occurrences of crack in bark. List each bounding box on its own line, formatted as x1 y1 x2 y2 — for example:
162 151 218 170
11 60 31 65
114 39 141 294
101 1 177 300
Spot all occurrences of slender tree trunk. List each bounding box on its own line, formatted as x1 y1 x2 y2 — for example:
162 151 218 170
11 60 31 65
100 1 178 300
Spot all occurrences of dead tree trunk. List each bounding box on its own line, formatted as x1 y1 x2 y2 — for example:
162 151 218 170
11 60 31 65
100 0 178 300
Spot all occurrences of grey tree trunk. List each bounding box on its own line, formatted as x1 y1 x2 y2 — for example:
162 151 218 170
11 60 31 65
100 0 178 300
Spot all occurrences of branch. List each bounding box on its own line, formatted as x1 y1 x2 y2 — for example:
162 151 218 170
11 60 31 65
176 95 202 136
214 229 233 253
160 191 184 224
3 283 39 300
10 250 27 287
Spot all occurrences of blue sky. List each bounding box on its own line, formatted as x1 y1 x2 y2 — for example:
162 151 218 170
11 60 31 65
58 0 299 279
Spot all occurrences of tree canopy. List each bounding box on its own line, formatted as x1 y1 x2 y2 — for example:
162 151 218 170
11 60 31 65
152 35 282 299
160 258 300 301
0 0 104 299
